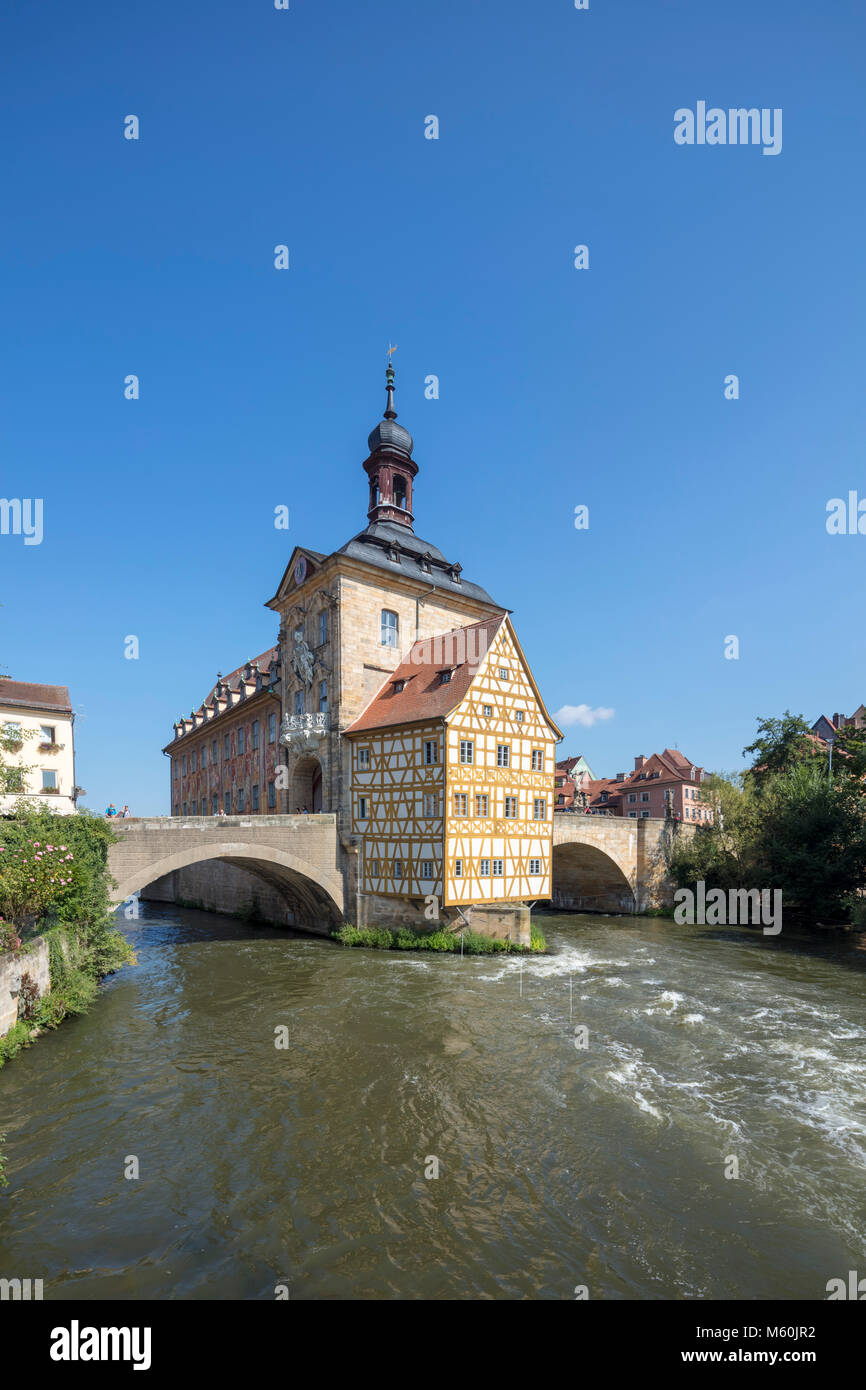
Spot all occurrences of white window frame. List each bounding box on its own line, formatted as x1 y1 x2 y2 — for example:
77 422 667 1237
381 609 399 647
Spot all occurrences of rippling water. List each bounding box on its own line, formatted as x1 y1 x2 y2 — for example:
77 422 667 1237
1 903 865 1299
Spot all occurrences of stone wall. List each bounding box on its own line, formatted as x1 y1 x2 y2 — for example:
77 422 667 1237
355 890 530 945
0 937 51 1039
464 901 530 946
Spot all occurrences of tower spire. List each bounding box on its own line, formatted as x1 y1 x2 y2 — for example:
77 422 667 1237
384 361 397 419
364 354 418 530
385 344 398 419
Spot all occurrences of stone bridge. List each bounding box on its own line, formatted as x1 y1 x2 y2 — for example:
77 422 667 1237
109 814 344 934
552 815 691 914
107 812 689 935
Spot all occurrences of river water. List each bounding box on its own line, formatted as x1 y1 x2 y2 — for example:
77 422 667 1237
1 902 865 1300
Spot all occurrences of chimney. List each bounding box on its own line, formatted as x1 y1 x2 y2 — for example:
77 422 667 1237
634 755 646 770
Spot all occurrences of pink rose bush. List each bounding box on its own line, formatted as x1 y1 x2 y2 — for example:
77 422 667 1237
0 838 76 928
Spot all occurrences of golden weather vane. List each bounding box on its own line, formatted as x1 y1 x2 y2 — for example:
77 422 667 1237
387 342 398 360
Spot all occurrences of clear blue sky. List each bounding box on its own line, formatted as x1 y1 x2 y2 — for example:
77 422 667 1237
1 0 864 813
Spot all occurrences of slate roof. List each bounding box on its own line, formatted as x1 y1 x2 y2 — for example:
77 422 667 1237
337 521 501 607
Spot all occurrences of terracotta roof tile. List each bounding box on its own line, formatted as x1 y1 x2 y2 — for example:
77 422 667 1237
0 680 72 713
345 616 505 735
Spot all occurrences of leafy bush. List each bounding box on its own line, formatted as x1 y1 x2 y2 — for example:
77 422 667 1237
0 808 134 1055
0 1019 35 1068
843 893 866 931
0 920 21 953
333 922 544 954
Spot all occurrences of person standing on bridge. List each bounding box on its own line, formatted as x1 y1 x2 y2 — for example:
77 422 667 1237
119 805 131 818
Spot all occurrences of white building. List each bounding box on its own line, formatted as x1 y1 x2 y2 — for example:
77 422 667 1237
0 681 78 815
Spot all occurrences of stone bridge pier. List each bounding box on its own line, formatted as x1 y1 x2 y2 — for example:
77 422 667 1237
108 814 344 936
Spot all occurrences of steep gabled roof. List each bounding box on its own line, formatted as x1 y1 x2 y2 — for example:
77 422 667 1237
345 616 505 735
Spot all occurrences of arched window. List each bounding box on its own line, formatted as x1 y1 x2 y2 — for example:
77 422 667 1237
394 476 406 509
381 609 399 647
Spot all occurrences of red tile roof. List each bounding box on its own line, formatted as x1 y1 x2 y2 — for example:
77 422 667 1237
0 680 72 713
345 616 506 735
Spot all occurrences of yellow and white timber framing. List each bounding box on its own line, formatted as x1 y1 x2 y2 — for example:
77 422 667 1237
347 616 561 906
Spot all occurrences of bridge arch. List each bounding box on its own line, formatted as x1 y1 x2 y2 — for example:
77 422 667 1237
551 841 636 913
110 834 344 934
551 817 640 913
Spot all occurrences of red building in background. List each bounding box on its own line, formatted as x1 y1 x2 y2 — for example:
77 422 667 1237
569 750 713 822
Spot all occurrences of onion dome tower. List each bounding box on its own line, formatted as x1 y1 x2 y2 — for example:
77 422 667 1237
363 362 418 529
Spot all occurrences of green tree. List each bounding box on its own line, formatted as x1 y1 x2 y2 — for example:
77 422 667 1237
670 772 760 891
750 760 866 922
742 711 821 788
831 722 866 782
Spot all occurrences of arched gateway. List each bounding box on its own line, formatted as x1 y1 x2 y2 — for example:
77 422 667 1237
109 815 344 936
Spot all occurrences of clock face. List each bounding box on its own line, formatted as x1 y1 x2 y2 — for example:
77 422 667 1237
294 557 307 585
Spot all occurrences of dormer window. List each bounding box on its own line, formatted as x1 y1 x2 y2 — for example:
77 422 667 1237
388 547 399 563
420 553 432 574
450 566 462 584
439 669 453 684
393 679 405 693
